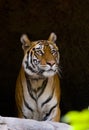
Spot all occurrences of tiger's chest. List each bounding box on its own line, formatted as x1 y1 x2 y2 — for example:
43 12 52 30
22 77 57 120
23 93 57 121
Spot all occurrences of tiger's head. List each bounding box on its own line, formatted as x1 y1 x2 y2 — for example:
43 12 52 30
21 33 60 78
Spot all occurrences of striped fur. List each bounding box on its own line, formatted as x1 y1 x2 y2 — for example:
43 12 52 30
15 33 61 121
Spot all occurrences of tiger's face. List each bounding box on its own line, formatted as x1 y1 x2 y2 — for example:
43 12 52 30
21 33 60 78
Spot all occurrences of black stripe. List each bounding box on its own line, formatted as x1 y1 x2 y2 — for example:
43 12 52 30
23 97 33 112
25 50 30 69
26 77 37 102
43 103 58 121
26 64 36 73
41 88 54 107
38 79 48 98
29 90 37 102
32 85 42 93
25 51 36 73
23 114 28 119
38 69 45 75
41 95 53 107
30 51 35 68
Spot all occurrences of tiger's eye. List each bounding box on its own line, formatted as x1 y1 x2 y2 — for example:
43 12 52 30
33 59 37 64
33 59 40 65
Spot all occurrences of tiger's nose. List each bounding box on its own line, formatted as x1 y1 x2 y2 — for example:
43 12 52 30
47 60 55 66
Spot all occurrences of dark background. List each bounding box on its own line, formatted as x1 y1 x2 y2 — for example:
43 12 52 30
0 0 89 117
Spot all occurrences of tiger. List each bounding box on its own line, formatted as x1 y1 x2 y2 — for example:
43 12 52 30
15 32 61 122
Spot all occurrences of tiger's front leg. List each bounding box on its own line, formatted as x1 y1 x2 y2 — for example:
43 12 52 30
51 107 61 122
43 105 60 122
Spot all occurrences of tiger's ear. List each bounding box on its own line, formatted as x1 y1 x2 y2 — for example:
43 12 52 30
20 34 31 51
48 32 57 42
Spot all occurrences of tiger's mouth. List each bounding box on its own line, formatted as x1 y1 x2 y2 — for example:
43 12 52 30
38 68 57 77
43 70 57 77
47 69 56 72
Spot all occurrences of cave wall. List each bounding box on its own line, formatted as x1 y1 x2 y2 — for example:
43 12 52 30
0 0 89 117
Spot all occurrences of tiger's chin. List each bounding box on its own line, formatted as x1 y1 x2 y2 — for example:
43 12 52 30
42 71 57 77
